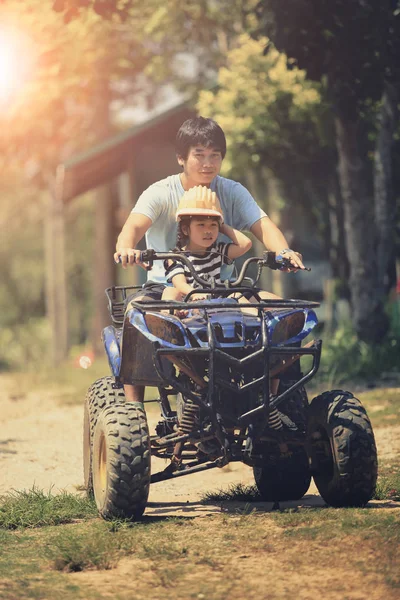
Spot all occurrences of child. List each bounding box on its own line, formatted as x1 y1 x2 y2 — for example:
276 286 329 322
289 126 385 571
161 186 252 305
162 185 282 424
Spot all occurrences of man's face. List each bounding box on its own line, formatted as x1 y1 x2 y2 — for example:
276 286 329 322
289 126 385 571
179 145 223 187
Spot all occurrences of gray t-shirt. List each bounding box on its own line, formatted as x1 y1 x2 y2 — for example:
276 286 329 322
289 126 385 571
131 174 267 283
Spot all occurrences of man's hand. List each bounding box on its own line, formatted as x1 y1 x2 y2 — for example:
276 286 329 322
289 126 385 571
114 249 151 270
277 249 305 272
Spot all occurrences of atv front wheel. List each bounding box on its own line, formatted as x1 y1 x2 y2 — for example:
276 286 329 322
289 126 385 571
253 445 311 502
92 403 151 519
83 377 125 496
308 390 377 507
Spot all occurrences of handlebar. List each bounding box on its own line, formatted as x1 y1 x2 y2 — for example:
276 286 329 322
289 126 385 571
135 250 310 290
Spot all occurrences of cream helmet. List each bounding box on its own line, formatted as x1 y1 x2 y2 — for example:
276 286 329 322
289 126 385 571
176 186 224 223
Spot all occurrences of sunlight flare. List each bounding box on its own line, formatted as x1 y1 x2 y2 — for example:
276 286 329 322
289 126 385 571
0 27 34 104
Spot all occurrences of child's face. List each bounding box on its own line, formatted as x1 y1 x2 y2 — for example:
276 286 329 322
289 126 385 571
178 145 223 187
183 217 220 249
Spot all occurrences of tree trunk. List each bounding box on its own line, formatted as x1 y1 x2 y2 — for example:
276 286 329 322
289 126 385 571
334 114 388 342
327 174 350 298
373 81 398 297
45 167 69 365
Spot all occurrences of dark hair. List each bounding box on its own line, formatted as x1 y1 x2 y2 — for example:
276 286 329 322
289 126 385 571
176 218 191 250
175 116 226 160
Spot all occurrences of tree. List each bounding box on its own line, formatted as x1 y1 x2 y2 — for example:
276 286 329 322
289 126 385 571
0 1 156 358
251 0 400 342
197 34 347 281
0 1 152 175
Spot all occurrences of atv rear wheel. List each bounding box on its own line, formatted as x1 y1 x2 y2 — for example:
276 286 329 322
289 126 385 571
253 445 311 502
308 390 377 507
83 377 125 496
92 403 151 520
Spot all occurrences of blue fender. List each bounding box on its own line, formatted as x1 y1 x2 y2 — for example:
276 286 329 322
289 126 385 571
102 326 122 377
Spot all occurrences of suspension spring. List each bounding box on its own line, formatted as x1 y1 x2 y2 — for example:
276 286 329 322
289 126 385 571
180 399 200 434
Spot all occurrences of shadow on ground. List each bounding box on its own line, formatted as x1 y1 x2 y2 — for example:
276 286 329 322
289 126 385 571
144 494 400 518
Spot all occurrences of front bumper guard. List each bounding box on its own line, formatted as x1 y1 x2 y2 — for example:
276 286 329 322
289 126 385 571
152 312 322 425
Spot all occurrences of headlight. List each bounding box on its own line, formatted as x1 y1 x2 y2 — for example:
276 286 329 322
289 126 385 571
271 311 305 344
144 314 186 346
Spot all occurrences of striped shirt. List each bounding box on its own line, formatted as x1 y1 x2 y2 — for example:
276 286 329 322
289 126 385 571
165 243 232 286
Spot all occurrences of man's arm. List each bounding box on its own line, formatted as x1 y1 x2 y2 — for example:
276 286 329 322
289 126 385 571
250 216 305 270
114 213 152 269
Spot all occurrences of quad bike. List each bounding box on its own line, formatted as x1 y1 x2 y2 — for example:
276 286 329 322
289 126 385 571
83 250 378 519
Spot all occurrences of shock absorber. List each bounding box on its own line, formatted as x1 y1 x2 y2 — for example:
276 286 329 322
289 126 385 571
180 398 200 434
268 407 283 430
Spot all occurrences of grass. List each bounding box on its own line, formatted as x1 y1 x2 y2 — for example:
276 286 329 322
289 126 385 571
353 386 400 427
373 463 400 501
0 487 97 529
202 483 261 504
0 506 399 599
45 524 122 572
202 470 400 506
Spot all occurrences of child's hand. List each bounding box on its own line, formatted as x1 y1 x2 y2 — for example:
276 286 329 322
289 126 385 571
188 293 208 302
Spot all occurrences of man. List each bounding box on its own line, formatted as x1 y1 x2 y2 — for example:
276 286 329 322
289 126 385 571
114 116 304 402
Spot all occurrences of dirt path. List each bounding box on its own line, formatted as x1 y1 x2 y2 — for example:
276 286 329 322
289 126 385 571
1 374 399 516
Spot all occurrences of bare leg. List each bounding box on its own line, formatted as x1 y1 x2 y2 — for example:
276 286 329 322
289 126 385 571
258 290 282 301
228 292 258 316
161 287 187 317
161 287 183 304
259 291 283 397
124 383 145 403
233 290 282 316
161 287 184 302
238 291 283 394
270 378 279 396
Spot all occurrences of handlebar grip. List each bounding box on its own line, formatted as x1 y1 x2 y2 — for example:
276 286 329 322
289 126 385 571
139 249 156 263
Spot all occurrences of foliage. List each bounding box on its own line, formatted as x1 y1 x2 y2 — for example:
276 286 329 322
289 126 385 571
50 0 246 81
0 0 247 180
0 319 52 371
198 35 328 174
0 1 152 178
197 33 340 263
0 171 46 326
250 1 400 344
252 1 400 117
52 0 133 22
318 319 400 385
0 173 96 368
